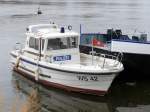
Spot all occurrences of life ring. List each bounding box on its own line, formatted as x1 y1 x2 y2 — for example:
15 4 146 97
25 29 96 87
68 25 72 30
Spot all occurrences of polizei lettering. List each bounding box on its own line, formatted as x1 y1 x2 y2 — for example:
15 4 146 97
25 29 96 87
53 55 71 61
77 76 98 81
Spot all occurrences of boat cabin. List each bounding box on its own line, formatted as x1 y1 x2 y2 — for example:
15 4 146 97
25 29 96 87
24 24 80 64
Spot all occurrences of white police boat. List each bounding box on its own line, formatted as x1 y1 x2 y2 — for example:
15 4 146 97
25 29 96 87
10 23 123 96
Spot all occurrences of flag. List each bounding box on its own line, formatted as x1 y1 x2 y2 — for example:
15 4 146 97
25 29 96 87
91 38 104 47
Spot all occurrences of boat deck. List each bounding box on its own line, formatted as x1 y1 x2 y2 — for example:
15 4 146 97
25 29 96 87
80 53 120 69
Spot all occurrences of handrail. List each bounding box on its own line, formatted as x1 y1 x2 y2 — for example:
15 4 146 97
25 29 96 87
89 51 123 68
14 42 24 54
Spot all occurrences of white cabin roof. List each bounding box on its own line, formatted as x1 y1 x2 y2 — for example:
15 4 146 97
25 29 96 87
26 24 79 39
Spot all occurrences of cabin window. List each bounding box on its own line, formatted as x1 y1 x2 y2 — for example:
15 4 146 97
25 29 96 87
47 38 60 50
69 37 78 48
29 37 39 50
47 37 78 50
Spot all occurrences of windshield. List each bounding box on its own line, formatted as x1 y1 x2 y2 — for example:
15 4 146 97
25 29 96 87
47 37 78 50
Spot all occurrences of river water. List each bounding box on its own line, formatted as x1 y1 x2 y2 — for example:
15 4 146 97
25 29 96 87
0 0 150 112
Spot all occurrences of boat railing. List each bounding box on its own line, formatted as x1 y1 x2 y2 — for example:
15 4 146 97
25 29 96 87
90 52 123 61
14 42 24 54
89 51 123 68
14 42 21 50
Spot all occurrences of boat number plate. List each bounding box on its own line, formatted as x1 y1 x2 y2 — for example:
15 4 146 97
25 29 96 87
77 76 98 81
53 55 71 61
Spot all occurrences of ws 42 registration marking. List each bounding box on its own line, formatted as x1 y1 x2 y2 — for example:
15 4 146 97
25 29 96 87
77 76 98 81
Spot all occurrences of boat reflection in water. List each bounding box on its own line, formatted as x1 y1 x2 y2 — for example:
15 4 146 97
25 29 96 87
12 71 150 112
11 72 111 112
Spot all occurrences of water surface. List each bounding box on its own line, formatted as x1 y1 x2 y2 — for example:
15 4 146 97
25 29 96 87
0 0 150 111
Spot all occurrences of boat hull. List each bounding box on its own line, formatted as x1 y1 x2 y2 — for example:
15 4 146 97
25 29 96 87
10 52 117 96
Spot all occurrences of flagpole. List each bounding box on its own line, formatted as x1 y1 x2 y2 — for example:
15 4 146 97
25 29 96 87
80 24 82 45
92 36 94 65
